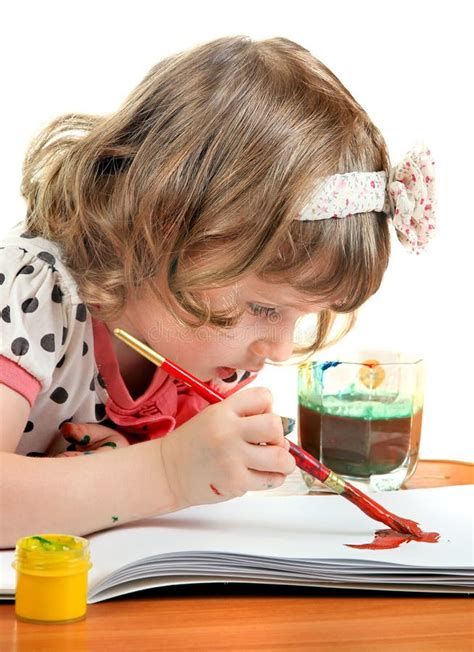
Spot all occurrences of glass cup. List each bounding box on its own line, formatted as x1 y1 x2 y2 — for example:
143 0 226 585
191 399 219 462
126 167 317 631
297 351 424 491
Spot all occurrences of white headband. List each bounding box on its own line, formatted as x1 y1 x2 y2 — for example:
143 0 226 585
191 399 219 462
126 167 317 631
295 143 436 254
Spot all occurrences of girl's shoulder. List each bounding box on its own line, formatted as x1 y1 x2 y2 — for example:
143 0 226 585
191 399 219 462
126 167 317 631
0 222 81 306
0 221 93 400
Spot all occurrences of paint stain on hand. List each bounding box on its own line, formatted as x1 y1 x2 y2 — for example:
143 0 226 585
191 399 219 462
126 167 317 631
210 484 222 496
112 516 119 522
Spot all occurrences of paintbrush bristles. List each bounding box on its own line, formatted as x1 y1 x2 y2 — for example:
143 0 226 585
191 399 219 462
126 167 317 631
390 515 423 537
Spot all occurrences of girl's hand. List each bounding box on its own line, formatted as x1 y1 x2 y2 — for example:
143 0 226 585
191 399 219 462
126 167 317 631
160 387 296 509
54 422 131 457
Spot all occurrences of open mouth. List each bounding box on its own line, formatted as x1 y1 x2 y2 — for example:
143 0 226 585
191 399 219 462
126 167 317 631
215 365 264 382
216 367 238 381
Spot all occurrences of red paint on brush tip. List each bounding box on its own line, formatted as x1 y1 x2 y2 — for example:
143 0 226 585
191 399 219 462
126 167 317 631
287 441 426 536
341 484 423 536
210 484 222 496
346 528 440 550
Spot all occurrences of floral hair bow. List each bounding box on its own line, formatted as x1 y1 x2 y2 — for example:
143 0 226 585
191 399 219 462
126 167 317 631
295 143 437 254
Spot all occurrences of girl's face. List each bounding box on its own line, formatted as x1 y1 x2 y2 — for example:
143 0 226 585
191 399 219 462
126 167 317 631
115 275 327 381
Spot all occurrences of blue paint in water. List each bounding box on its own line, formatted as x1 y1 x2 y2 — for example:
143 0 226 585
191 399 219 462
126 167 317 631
314 361 341 388
319 361 341 373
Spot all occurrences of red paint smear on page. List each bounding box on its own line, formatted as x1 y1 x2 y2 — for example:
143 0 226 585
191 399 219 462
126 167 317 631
345 528 440 550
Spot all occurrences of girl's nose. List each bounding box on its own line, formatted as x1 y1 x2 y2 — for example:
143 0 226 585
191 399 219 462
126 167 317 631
250 330 295 363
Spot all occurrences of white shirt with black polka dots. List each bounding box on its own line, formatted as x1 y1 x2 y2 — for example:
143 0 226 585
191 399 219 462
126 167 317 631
0 222 108 456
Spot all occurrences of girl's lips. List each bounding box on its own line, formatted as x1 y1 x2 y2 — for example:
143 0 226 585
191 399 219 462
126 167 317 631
215 365 264 380
216 366 237 379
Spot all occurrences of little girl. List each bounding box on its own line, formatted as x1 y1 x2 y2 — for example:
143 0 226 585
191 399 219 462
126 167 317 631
0 36 436 548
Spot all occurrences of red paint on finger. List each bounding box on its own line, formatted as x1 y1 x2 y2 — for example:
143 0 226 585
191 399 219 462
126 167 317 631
61 423 76 436
210 484 222 496
345 527 440 550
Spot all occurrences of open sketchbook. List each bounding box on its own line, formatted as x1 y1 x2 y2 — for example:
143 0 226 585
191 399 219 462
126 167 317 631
1 485 472 602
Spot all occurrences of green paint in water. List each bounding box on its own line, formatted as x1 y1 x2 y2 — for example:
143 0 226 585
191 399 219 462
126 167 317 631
300 387 417 419
299 362 423 420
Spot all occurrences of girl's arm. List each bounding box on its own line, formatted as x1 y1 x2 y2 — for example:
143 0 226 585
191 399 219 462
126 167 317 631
1 385 295 549
0 385 179 549
0 441 179 549
0 384 31 452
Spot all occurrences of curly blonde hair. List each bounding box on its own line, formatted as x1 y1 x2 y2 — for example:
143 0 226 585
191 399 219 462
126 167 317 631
21 36 391 358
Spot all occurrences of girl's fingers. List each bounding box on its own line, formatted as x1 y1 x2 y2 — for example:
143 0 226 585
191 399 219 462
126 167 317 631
244 440 296 475
240 412 286 446
56 449 108 457
243 468 288 492
226 386 273 417
61 422 118 443
60 422 130 451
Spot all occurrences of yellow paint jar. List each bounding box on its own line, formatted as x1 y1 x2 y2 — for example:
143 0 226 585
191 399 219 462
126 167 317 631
12 534 92 624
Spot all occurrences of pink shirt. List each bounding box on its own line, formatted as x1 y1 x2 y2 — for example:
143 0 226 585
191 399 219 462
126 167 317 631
91 318 256 443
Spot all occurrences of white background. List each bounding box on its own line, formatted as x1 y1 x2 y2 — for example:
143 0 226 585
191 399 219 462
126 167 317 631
2 1 473 461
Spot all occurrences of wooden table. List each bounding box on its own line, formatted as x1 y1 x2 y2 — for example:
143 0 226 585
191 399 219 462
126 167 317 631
1 460 473 652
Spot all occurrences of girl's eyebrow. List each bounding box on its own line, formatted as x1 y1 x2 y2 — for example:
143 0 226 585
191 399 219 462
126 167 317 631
285 300 309 309
286 301 322 312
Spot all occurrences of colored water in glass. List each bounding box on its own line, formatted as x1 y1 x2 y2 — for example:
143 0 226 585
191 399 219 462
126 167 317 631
298 355 424 491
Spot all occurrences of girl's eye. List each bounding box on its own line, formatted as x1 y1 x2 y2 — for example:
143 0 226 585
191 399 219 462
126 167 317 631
248 302 279 318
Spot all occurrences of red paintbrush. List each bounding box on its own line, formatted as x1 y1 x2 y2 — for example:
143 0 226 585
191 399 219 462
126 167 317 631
114 327 422 536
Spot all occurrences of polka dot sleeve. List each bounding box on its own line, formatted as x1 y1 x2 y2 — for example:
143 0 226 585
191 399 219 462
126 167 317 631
0 246 71 400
